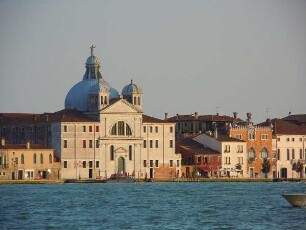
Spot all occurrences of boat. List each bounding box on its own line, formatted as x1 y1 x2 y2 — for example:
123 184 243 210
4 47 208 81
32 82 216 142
102 174 136 183
282 192 306 207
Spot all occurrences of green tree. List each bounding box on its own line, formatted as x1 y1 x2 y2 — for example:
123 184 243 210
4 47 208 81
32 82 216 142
292 160 304 180
261 158 270 178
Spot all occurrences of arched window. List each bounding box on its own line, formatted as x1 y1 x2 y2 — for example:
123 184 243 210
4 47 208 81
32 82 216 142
134 96 136 105
111 121 132 136
110 145 114 161
40 153 44 164
138 97 141 105
260 148 269 159
104 96 107 104
33 153 37 164
248 148 256 161
129 145 132 161
101 96 103 105
21 154 25 164
49 154 52 164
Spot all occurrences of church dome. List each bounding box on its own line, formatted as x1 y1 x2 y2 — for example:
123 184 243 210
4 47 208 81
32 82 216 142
64 46 119 112
122 80 143 95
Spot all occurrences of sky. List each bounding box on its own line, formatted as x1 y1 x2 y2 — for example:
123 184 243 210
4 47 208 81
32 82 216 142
0 0 305 124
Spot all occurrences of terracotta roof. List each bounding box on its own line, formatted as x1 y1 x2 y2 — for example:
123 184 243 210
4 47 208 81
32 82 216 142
0 143 52 150
282 114 306 125
0 109 96 124
272 119 306 135
143 115 174 124
177 138 220 155
167 114 244 123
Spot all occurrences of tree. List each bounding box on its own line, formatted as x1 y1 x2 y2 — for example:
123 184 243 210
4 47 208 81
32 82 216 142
261 158 270 178
292 160 304 180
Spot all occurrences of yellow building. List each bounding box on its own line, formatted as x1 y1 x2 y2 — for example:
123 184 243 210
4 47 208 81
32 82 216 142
0 138 58 180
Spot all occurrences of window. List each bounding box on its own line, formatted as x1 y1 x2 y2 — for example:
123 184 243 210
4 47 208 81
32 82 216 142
38 126 41 132
64 125 67 132
89 140 93 148
129 145 132 161
143 126 146 133
177 160 180 167
138 97 141 105
224 145 231 153
63 161 68 168
300 149 303 159
287 149 290 160
40 153 43 164
155 140 159 148
21 127 25 133
248 129 255 140
29 127 33 132
277 137 280 141
21 154 24 164
88 161 93 168
286 138 289 142
111 121 132 136
170 127 173 133
170 140 173 148
218 156 222 163
198 156 201 163
299 138 303 142
150 160 153 167
83 126 86 132
89 126 93 132
96 161 99 168
143 160 147 167
143 140 147 148
225 157 231 164
110 145 114 161
235 134 242 140
155 160 159 167
277 149 281 160
292 149 295 159
170 160 173 167
150 126 153 133
155 126 158 133
238 157 243 164
83 161 86 168
49 154 52 163
2 127 6 133
150 140 153 148
292 138 295 142
96 126 99 132
47 126 52 132
82 140 86 148
237 145 243 153
14 157 18 165
248 148 255 161
260 148 268 159
96 140 99 148
33 153 37 164
261 134 268 140
63 140 67 148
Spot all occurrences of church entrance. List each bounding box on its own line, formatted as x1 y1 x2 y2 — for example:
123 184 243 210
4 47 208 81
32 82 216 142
118 157 125 174
280 168 287 179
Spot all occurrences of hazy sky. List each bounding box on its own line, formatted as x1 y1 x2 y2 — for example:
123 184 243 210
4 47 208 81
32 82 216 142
0 0 305 123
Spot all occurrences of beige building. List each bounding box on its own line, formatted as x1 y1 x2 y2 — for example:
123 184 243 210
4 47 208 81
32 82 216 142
0 138 58 180
193 131 248 178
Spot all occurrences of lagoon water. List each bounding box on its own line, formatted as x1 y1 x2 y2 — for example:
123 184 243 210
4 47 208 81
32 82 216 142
0 182 305 229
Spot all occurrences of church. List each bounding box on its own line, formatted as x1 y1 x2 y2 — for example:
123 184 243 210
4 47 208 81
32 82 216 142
0 47 181 180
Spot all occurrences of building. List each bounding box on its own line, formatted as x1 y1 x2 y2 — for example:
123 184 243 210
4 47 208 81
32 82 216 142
193 131 247 178
229 113 273 178
176 138 221 178
0 138 59 180
0 47 181 180
267 118 306 179
166 112 244 139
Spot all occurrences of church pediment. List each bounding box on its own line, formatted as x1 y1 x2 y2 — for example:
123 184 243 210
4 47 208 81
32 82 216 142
115 147 127 153
101 99 142 114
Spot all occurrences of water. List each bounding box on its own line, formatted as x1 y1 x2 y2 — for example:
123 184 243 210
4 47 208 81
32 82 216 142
0 182 305 229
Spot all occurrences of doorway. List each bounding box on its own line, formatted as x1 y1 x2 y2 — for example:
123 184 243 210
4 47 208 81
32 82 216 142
249 168 254 178
118 157 125 174
280 168 287 179
89 169 93 179
150 168 153 178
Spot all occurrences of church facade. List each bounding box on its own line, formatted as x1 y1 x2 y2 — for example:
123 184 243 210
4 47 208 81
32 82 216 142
0 47 181 180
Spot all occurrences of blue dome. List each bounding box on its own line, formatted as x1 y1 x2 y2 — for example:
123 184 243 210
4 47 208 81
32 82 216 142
122 80 142 95
65 79 119 111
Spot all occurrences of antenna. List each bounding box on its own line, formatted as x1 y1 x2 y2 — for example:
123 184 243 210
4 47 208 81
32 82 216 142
216 106 220 115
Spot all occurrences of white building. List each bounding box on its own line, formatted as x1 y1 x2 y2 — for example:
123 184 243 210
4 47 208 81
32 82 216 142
54 47 181 179
193 131 248 177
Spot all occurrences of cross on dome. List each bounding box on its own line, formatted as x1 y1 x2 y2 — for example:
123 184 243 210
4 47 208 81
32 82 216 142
90 45 96 56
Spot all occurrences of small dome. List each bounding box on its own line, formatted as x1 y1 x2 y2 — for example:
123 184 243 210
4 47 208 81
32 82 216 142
122 80 142 95
86 56 100 66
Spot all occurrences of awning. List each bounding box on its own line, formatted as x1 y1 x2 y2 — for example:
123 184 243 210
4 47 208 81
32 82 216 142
197 165 210 172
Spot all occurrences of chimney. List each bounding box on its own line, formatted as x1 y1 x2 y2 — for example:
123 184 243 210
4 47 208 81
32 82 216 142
164 113 168 120
33 115 37 122
26 141 30 149
1 137 5 146
247 112 252 125
289 111 291 115
214 127 218 139
233 112 237 127
45 115 49 122
176 114 179 120
195 112 199 119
